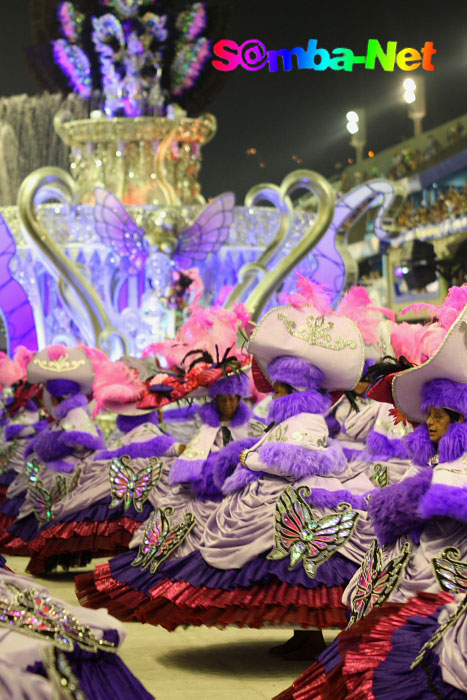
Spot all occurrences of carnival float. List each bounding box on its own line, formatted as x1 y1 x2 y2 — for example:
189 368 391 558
0 0 405 358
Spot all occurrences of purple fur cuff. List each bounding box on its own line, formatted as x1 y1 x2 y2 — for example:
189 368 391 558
54 393 88 420
190 452 224 501
404 425 437 466
213 437 259 490
208 372 251 399
96 434 175 460
418 484 467 523
163 404 200 422
421 378 467 418
43 459 76 473
25 429 73 462
325 413 341 438
257 440 347 479
439 421 467 463
222 465 264 495
5 424 33 440
267 389 331 423
305 488 367 511
366 431 409 461
268 356 324 390
116 412 160 434
367 467 432 546
169 457 205 486
59 430 105 452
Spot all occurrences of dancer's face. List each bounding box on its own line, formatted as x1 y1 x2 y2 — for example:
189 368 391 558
215 394 240 421
272 381 293 399
426 407 459 443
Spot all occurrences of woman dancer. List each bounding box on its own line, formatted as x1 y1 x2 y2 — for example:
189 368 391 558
275 300 467 699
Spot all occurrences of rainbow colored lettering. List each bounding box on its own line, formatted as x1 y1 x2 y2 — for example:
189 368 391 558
212 39 436 73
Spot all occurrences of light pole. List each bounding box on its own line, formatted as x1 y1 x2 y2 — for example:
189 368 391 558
346 109 367 163
403 76 426 137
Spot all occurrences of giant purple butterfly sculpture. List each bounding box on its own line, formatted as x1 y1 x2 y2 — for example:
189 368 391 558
93 188 235 313
0 214 37 354
93 188 235 272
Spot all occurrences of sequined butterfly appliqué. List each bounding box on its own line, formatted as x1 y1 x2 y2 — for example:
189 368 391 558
267 485 360 578
0 584 117 654
28 469 82 528
410 547 467 670
347 539 411 629
109 456 162 512
132 507 196 574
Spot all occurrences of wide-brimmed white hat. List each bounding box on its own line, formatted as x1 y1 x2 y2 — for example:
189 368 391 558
248 304 364 391
393 301 467 423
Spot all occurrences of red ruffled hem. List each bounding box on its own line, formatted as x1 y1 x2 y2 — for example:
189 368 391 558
75 562 349 631
274 591 454 700
26 518 141 575
75 566 148 621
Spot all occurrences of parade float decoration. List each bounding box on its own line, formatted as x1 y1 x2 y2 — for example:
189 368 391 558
0 0 405 356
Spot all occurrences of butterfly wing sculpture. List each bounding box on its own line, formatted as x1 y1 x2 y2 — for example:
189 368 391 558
132 506 196 574
173 192 235 267
346 539 412 629
109 456 162 512
93 188 235 271
94 188 149 275
432 547 467 595
0 213 37 354
267 485 360 578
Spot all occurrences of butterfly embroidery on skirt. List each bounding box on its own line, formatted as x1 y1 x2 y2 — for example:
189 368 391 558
1 583 117 654
28 469 81 528
432 546 467 595
132 507 196 574
267 485 360 578
347 539 411 629
109 456 162 512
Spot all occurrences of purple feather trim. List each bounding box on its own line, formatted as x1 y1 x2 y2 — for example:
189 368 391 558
305 488 367 511
421 378 467 418
5 424 31 440
325 413 341 438
190 452 224 501
268 356 324 390
267 389 331 423
439 421 467 462
198 400 251 427
222 465 265 494
163 404 200 422
213 437 260 490
404 425 437 466
208 372 251 398
96 434 175 460
258 440 347 479
367 467 432 546
116 411 160 434
54 393 88 419
25 429 73 461
366 430 410 460
59 430 105 451
198 400 221 426
169 457 205 486
418 483 467 523
46 379 81 397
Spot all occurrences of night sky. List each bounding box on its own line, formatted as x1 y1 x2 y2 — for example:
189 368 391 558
1 0 466 201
